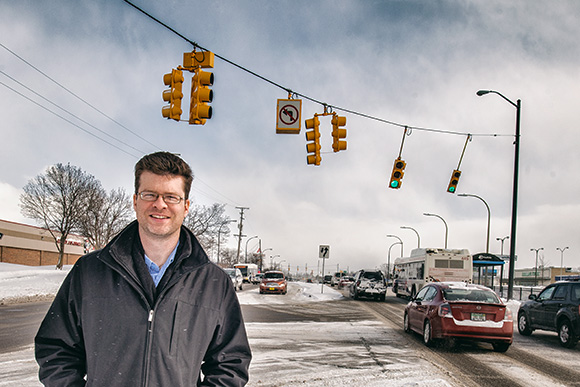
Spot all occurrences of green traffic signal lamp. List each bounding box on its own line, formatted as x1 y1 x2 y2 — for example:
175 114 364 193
447 169 461 193
389 158 406 189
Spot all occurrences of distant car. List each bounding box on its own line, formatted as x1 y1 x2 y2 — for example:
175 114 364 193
518 281 580 348
254 273 264 284
331 272 345 287
350 270 387 301
259 271 287 295
403 282 513 352
338 276 354 289
323 275 333 284
224 268 243 291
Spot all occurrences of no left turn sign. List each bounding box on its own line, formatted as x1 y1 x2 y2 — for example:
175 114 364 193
276 99 302 134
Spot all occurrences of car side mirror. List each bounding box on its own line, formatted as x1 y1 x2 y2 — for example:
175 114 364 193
528 294 537 300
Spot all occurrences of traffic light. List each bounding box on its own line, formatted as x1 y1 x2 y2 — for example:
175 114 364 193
189 67 214 125
162 69 184 121
389 158 406 189
305 115 321 166
331 114 347 152
447 169 462 193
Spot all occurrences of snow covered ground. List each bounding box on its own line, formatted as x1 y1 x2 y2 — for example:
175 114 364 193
0 263 519 386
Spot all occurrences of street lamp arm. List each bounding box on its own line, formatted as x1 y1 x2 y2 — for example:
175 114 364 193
477 90 517 108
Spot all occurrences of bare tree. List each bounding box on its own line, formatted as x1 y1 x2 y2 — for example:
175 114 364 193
20 163 101 269
184 203 232 252
78 187 134 250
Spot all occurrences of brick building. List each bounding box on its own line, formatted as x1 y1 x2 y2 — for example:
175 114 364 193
0 219 84 266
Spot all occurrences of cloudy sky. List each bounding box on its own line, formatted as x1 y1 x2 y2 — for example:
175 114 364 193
1 0 578 273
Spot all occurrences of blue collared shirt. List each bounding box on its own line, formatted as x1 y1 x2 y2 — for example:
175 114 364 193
144 242 179 287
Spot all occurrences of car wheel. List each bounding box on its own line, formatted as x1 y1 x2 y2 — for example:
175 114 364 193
517 312 533 336
558 319 578 348
353 290 359 300
379 294 386 302
492 342 511 352
423 320 434 347
403 313 411 333
239 284 243 291
410 287 416 300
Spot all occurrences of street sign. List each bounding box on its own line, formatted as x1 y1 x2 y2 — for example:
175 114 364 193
276 99 302 134
319 245 330 259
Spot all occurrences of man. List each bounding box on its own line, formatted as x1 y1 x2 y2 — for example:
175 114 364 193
35 152 251 386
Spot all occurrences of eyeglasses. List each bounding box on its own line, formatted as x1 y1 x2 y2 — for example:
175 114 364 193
138 191 184 205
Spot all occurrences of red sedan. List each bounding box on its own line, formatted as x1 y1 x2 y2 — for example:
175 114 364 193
403 282 513 352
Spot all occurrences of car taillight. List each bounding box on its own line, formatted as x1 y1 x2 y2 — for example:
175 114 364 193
503 307 513 321
438 303 452 317
356 280 361 286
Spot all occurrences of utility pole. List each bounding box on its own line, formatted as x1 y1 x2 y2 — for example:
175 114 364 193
235 207 249 262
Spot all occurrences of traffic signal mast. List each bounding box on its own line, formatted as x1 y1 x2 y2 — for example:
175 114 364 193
389 126 409 189
183 51 215 125
305 115 321 166
447 169 462 193
446 134 471 194
389 158 406 189
161 69 184 121
331 113 347 152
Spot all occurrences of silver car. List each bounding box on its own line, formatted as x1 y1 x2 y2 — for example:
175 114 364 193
224 268 243 291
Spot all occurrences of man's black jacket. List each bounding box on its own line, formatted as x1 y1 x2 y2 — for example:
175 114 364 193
35 221 251 386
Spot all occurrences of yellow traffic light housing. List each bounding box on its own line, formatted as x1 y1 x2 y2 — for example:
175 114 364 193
162 69 184 121
389 158 406 189
331 114 347 152
189 67 214 125
305 115 321 166
447 169 461 193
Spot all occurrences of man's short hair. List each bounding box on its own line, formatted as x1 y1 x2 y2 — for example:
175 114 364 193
134 152 194 199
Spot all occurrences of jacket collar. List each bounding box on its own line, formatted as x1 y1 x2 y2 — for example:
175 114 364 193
101 220 210 278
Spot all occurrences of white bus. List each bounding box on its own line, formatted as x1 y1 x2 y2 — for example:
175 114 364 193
393 248 472 299
234 263 259 283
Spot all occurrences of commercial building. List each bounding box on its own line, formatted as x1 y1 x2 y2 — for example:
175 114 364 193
0 219 84 266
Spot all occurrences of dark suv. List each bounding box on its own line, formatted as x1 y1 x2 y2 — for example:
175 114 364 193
349 269 387 301
517 281 580 348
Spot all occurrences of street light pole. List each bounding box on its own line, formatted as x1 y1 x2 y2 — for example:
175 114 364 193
388 241 402 284
217 220 237 264
386 234 404 257
477 89 521 301
245 235 258 263
423 213 448 249
497 236 509 255
530 247 544 286
400 226 420 248
458 193 491 253
556 246 569 276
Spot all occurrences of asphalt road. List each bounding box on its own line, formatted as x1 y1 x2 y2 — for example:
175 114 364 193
0 302 50 354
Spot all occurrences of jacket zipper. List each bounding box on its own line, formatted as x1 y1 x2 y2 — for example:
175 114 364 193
143 309 155 387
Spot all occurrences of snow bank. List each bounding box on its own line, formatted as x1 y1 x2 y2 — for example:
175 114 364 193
0 263 71 305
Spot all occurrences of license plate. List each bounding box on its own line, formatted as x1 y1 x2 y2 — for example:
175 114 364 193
471 313 486 321
269 287 276 291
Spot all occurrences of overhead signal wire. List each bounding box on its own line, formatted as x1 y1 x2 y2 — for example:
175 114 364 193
1 42 240 207
124 0 512 139
0 79 140 159
0 42 160 150
0 70 148 156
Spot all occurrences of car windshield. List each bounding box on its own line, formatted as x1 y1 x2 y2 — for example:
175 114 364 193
265 272 284 279
362 272 383 281
224 269 236 277
443 288 500 303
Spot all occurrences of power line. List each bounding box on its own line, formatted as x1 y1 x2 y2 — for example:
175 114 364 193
0 42 160 150
1 42 243 207
0 70 149 156
0 80 140 158
123 0 512 139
